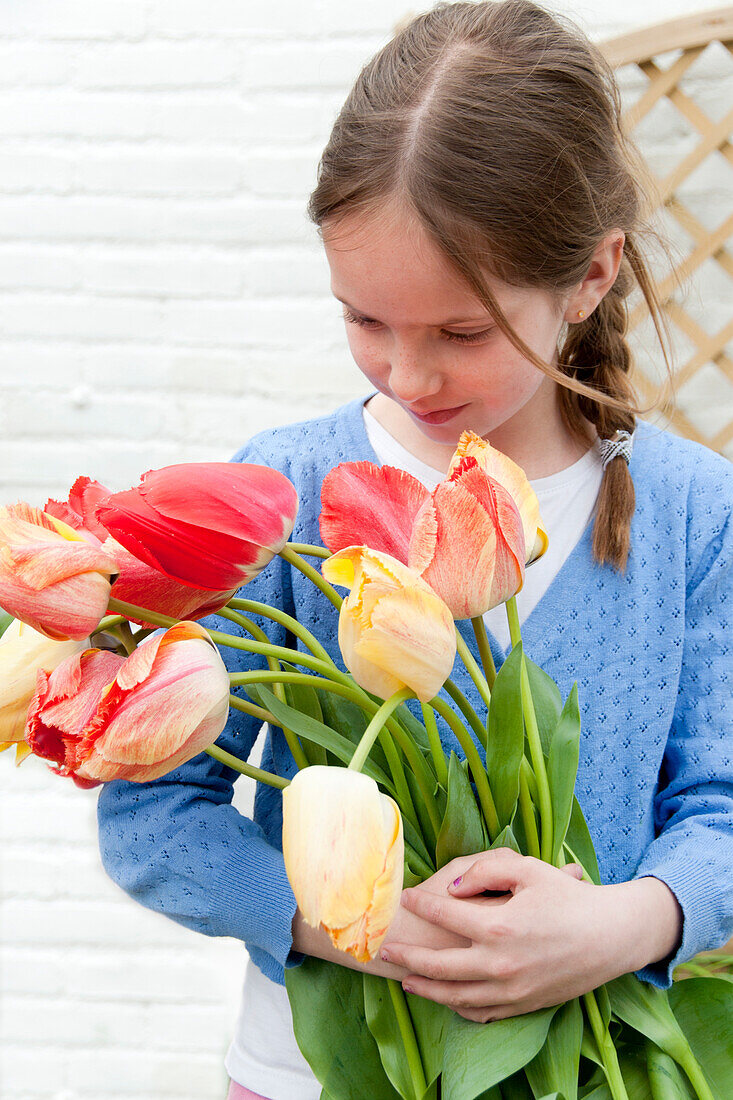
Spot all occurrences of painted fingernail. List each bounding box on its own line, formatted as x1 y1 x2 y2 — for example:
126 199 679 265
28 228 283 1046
451 875 463 888
380 948 390 962
403 984 414 994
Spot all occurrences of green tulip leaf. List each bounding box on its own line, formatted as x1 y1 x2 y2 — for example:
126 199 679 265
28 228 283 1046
314 683 392 778
406 994 451 1092
493 1071 534 1099
490 824 521 853
435 752 487 868
363 975 422 1099
607 972 721 1097
486 642 525 829
524 657 562 755
286 957 401 1100
547 684 581 866
668 976 733 1100
442 1005 560 1099
280 663 328 766
526 998 583 1100
0 609 13 639
646 1042 695 1099
249 684 397 795
563 798 602 885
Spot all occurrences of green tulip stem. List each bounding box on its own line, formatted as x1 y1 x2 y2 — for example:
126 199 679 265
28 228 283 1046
96 614 127 632
518 764 541 859
506 597 554 865
228 694 277 725
349 688 414 774
455 630 492 713
420 703 449 787
205 744 289 789
430 697 500 840
278 544 343 611
231 669 441 836
226 598 338 669
443 680 488 751
583 991 630 1100
286 541 331 560
217 607 309 770
471 616 497 689
387 980 428 1100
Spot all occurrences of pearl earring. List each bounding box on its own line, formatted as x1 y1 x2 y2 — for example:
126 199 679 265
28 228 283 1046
577 310 585 319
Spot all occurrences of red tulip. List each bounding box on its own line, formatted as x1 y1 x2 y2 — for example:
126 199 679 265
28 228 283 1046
25 621 230 785
320 450 526 618
95 463 299 592
46 477 237 626
0 503 118 640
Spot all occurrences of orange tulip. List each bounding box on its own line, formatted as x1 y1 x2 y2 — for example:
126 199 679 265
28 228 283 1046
0 619 88 764
0 503 118 640
282 765 404 962
25 621 230 785
322 546 456 703
449 431 548 564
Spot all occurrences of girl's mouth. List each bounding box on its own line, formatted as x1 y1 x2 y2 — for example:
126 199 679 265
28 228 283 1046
408 403 469 425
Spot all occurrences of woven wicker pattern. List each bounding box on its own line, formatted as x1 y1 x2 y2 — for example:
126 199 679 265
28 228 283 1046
602 9 733 457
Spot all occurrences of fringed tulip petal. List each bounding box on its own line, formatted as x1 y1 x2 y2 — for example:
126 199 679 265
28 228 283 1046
320 462 428 563
450 430 548 565
409 459 525 619
282 766 404 961
45 476 112 542
74 621 230 783
96 463 299 592
0 620 87 750
0 505 117 640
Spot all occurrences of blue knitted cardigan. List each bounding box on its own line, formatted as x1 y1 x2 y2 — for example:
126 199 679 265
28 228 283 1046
96 393 733 990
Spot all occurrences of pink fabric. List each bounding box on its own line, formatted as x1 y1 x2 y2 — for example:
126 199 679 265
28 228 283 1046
227 1081 270 1100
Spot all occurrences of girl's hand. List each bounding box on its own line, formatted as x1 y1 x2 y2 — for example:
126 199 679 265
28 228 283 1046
380 848 682 1022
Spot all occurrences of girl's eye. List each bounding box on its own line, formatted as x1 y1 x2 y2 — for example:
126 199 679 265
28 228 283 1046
341 308 492 344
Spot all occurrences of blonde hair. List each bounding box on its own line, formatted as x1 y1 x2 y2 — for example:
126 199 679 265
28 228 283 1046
308 0 674 570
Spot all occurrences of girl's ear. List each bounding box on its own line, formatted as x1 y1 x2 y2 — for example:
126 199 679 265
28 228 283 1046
564 230 626 323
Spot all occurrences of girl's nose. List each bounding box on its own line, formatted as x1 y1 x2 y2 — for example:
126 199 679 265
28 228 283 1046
387 340 442 403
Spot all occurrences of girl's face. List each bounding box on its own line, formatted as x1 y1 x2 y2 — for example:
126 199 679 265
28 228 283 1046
323 205 570 455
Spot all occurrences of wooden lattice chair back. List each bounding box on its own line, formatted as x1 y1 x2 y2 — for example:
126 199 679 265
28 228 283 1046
601 8 733 458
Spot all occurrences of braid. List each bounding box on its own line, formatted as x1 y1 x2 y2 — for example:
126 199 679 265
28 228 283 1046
558 259 637 571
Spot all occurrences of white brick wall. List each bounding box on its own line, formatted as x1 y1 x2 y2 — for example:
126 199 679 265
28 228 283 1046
0 1 729 1097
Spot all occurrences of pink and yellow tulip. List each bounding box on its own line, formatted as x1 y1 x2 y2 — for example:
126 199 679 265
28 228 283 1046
0 619 88 764
0 503 118 640
282 765 404 962
449 431 548 564
46 476 237 626
322 546 456 703
95 462 299 592
25 621 230 785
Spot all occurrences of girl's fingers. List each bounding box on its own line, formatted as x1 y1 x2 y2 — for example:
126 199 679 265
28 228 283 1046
399 975 507 1009
400 886 501 939
380 943 486 981
561 862 584 880
447 847 531 898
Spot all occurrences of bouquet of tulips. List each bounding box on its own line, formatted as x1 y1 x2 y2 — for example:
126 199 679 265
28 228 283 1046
1 434 730 1100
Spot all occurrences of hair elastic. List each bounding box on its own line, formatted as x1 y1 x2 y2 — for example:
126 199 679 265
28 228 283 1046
599 429 634 470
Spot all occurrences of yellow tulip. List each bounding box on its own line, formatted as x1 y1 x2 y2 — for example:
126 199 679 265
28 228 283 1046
0 619 87 764
282 765 404 962
449 430 548 564
322 546 456 703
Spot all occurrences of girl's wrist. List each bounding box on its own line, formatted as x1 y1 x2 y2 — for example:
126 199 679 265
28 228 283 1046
614 876 683 971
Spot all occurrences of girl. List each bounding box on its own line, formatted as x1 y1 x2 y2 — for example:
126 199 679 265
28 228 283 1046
96 2 733 1098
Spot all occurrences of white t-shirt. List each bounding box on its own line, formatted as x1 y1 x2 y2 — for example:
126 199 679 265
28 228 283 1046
225 407 604 1098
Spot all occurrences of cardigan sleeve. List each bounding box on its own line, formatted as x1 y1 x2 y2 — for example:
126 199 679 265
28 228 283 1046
95 442 303 983
634 488 733 987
